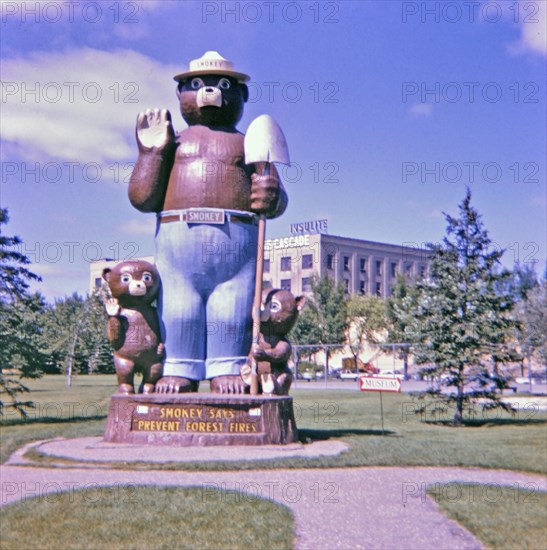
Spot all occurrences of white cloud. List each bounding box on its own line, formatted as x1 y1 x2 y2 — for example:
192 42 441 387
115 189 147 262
508 0 547 56
408 104 433 117
1 48 182 165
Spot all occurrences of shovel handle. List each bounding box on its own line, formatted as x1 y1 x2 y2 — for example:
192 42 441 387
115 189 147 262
250 213 266 395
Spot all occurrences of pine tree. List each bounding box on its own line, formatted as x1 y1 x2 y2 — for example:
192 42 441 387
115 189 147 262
408 189 518 424
0 208 48 417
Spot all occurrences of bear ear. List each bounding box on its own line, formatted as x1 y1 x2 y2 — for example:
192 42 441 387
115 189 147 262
102 268 112 282
295 295 306 311
240 83 249 103
176 81 184 99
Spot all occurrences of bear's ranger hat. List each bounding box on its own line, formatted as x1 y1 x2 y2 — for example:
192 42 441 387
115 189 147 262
174 51 250 83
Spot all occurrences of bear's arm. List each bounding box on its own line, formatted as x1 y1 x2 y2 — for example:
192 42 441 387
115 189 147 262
106 316 125 350
128 147 176 213
262 339 292 364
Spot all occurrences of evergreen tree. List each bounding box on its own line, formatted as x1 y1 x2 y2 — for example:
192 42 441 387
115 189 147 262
0 208 48 417
408 189 518 424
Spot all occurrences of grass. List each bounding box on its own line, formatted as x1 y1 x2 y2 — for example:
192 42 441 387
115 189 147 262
0 486 294 550
1 375 546 474
428 483 547 550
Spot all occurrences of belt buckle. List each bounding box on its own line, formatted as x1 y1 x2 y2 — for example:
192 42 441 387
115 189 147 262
182 209 226 225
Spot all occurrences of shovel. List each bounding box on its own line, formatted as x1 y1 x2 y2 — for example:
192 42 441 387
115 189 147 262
244 115 290 395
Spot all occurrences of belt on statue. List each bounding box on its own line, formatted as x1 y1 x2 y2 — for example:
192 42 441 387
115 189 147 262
158 209 257 225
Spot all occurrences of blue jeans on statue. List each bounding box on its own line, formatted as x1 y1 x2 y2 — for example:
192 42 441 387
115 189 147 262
155 209 258 381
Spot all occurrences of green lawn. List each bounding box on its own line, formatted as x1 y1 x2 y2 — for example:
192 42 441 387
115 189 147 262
2 375 546 550
428 483 547 550
0 486 294 550
1 374 546 473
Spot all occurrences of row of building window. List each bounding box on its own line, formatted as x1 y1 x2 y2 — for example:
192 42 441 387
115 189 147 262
265 277 389 297
272 254 426 278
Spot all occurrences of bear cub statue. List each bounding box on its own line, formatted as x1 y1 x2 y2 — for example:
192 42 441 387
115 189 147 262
102 260 164 394
242 289 305 395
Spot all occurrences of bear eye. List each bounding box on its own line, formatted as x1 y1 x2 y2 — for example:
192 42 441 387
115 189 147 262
191 78 204 90
121 274 132 284
218 78 231 90
142 272 153 284
271 300 281 313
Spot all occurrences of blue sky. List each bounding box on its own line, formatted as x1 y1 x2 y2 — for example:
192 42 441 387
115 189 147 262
1 0 546 299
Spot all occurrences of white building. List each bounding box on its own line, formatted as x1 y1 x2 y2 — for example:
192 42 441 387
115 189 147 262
90 233 430 298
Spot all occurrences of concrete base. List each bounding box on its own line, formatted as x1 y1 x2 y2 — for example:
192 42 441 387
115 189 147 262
104 393 298 446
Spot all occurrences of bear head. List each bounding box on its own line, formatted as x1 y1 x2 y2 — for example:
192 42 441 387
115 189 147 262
260 288 305 338
102 260 160 307
176 74 249 129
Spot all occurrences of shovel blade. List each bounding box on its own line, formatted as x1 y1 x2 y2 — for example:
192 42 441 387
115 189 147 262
244 114 290 166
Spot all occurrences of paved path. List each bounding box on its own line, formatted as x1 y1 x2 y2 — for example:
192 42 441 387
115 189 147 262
2 459 545 549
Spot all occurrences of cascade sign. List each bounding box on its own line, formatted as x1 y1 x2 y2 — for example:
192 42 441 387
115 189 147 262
359 376 402 393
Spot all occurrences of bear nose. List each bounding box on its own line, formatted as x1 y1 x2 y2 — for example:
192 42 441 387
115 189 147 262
205 87 215 93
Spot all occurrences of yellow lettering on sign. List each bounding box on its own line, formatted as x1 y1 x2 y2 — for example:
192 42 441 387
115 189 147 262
185 421 224 433
209 408 236 419
229 422 258 433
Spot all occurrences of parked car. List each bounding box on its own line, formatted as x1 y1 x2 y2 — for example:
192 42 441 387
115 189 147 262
339 370 360 380
300 371 314 382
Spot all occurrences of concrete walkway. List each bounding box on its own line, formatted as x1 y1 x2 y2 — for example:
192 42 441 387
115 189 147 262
1 441 546 549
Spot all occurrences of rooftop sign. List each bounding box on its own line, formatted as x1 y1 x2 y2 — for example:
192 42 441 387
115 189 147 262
290 219 328 235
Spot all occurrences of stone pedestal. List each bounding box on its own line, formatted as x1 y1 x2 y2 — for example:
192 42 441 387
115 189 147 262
104 393 298 446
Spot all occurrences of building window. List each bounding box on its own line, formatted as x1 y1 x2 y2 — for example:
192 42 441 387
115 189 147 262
263 279 272 289
359 280 366 294
344 279 350 293
263 259 270 273
343 256 350 271
280 279 291 292
302 277 312 292
326 254 334 270
390 262 397 278
419 264 426 278
280 257 291 271
404 262 413 275
302 254 313 270
375 282 382 296
376 260 382 276
360 258 367 273
94 277 102 289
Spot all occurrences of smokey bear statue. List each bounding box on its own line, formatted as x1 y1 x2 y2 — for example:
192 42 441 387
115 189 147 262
128 51 287 394
242 289 305 395
102 260 164 394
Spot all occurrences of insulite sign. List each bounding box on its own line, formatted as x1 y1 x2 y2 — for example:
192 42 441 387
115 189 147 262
290 219 328 235
359 376 402 393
